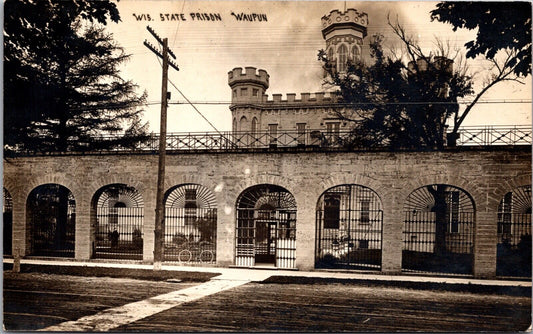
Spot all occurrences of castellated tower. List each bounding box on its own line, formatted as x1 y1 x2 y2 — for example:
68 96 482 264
228 67 269 105
228 66 345 136
321 8 368 73
228 67 269 132
227 8 368 137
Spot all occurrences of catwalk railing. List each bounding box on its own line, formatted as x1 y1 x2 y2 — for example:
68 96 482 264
8 125 531 155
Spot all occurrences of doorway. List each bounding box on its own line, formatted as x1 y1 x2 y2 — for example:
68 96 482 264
235 184 297 268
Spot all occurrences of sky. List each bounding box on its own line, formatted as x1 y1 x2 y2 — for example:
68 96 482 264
105 0 532 133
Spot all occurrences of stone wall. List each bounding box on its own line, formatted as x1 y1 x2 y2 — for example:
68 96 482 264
3 147 531 277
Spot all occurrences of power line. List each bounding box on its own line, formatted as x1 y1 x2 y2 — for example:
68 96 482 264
152 54 225 136
165 99 533 106
167 78 226 136
171 0 187 47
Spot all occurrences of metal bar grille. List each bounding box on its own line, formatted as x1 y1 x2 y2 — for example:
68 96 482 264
4 189 13 255
315 185 383 270
496 186 532 277
235 185 297 268
163 208 217 263
235 208 297 268
236 209 255 267
28 185 75 258
94 207 144 260
402 185 475 275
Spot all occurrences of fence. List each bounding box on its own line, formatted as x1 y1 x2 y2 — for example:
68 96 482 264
315 185 383 270
11 126 531 155
94 207 144 260
30 211 76 258
235 209 297 268
163 208 217 263
402 211 475 275
496 213 531 277
457 126 531 146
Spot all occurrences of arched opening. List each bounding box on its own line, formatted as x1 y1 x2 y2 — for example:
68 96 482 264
315 185 383 270
402 184 475 275
251 117 258 134
232 117 237 132
163 184 217 264
235 184 296 268
92 184 144 260
337 44 348 72
352 45 361 62
327 47 335 73
26 184 75 257
496 185 531 278
239 115 248 132
4 188 13 256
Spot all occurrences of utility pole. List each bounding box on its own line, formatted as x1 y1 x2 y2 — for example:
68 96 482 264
144 26 179 270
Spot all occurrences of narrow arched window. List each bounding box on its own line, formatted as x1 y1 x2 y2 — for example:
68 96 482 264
338 44 348 72
352 45 361 62
239 116 248 132
251 117 258 134
328 47 334 63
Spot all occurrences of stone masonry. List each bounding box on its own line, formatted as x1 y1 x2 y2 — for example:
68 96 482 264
3 147 531 278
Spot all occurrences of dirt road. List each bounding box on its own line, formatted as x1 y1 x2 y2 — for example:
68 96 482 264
3 272 198 331
118 282 531 332
4 269 531 332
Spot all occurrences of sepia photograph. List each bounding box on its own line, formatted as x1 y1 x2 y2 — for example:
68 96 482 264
3 0 532 332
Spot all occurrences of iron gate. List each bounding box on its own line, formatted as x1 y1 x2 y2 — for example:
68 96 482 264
496 185 531 277
235 185 297 268
315 185 383 270
163 184 217 264
164 208 217 263
402 185 475 275
94 185 144 260
4 188 13 256
28 184 75 257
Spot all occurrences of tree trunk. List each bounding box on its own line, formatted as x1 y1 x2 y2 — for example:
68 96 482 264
56 186 70 250
428 185 448 256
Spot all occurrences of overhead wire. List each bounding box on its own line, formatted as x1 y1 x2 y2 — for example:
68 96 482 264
167 78 226 137
145 5 226 137
152 50 225 136
164 99 532 106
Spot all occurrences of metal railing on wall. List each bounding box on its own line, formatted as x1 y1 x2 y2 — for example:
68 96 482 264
8 126 532 155
456 126 531 146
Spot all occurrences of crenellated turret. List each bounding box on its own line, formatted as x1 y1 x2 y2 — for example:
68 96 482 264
228 67 269 104
321 8 368 39
228 68 347 133
321 8 368 73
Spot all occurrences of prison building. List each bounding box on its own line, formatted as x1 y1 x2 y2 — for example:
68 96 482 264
230 8 368 139
3 8 532 279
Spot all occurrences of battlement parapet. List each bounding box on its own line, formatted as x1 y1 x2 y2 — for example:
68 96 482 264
261 92 341 105
321 8 368 38
228 67 269 89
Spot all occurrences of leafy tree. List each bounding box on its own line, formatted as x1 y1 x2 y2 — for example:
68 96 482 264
319 26 473 150
4 0 148 154
320 12 528 149
431 1 532 77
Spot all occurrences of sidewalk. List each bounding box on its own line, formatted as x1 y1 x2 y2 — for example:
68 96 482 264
4 257 531 287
